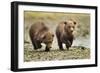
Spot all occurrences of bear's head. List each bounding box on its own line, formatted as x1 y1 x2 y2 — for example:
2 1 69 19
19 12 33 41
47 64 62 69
41 31 54 49
64 20 77 34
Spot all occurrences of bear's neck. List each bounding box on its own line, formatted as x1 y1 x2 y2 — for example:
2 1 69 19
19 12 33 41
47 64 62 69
62 31 73 40
64 30 73 37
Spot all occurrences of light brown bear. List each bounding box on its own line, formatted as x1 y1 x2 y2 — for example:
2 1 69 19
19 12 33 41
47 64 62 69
29 22 54 51
56 19 77 50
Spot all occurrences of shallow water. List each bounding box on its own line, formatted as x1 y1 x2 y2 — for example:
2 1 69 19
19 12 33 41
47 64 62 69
50 36 90 50
72 37 90 48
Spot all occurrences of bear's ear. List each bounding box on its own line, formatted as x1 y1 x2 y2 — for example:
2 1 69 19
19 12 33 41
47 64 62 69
52 34 54 37
64 21 67 25
73 21 77 25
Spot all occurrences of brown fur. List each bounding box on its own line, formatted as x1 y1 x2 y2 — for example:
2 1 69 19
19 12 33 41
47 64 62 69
29 22 54 51
56 20 76 50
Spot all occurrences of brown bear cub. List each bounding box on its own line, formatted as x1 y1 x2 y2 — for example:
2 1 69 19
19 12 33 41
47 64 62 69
29 22 54 52
56 19 76 50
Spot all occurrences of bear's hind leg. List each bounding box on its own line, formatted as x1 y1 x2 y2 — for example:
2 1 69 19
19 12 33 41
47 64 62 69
37 42 42 48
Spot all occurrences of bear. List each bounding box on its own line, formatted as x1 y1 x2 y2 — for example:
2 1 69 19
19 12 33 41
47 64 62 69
29 21 54 51
56 19 77 50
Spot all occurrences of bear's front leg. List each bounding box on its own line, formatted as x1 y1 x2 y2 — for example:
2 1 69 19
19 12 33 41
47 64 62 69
31 40 38 50
66 40 71 50
37 41 42 49
66 44 70 50
38 44 42 48
45 46 50 52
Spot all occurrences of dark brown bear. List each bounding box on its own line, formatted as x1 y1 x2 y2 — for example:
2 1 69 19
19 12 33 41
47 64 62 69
56 19 76 50
29 22 54 51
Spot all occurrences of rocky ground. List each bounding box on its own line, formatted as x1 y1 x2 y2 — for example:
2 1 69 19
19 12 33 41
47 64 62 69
24 44 90 62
